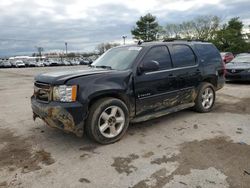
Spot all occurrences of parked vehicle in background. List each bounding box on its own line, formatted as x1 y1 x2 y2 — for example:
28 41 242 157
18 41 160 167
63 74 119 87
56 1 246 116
36 61 44 67
28 61 37 67
71 60 80 65
80 60 91 65
43 60 51 66
49 60 60 66
225 54 250 81
23 60 30 67
220 52 234 63
62 60 71 66
31 41 225 144
14 60 25 68
0 61 12 68
235 53 250 57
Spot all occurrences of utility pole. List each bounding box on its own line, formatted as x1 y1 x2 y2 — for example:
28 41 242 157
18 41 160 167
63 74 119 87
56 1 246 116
146 21 149 42
65 42 68 56
122 35 127 45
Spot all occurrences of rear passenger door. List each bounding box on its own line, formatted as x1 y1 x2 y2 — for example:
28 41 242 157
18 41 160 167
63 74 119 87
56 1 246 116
134 45 179 117
169 44 202 104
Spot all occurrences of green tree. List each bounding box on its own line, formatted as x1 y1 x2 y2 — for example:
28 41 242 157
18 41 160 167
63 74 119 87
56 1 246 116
131 13 159 42
213 17 249 53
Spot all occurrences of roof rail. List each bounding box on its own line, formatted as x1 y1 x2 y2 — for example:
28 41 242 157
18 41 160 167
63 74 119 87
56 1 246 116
137 40 143 45
162 38 208 42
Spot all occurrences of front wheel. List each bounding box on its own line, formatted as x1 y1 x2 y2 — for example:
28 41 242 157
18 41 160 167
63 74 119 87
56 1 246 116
85 97 129 144
194 82 215 113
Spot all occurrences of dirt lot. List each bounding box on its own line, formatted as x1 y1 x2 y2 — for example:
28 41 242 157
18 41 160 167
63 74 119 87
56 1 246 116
0 66 250 188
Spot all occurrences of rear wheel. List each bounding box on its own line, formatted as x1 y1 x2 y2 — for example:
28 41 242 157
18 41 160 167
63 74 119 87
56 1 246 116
85 97 129 144
194 82 215 113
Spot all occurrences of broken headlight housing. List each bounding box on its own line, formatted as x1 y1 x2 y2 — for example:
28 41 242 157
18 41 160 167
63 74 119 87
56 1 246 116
53 85 77 102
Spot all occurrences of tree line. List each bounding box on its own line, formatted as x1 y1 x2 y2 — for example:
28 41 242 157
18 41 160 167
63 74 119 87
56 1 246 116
131 13 250 54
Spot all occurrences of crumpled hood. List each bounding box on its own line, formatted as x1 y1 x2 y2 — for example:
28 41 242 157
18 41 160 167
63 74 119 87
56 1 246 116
35 68 114 85
226 62 250 70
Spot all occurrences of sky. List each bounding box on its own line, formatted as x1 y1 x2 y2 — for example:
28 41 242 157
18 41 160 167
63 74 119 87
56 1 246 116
0 0 249 57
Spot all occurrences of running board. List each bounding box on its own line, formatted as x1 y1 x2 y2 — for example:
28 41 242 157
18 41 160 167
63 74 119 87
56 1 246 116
131 103 195 123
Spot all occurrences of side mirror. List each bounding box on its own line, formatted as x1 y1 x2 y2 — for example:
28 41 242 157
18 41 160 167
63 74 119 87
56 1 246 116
138 60 160 74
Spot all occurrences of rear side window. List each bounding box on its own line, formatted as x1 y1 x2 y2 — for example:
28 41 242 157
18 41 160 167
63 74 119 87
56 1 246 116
171 45 196 67
195 44 221 64
143 46 172 69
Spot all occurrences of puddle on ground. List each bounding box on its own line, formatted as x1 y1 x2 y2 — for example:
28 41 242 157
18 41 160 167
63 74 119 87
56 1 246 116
133 137 250 188
0 128 55 174
215 94 250 114
111 154 139 175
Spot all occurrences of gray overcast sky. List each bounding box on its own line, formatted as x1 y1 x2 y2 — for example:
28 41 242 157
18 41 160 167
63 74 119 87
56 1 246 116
0 0 249 57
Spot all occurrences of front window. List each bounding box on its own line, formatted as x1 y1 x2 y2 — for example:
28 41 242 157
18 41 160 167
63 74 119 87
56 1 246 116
92 46 142 70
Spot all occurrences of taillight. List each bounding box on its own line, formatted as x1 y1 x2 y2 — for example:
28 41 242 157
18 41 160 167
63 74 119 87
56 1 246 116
222 60 226 77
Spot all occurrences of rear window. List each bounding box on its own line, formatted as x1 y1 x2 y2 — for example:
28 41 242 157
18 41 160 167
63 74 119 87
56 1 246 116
195 44 221 64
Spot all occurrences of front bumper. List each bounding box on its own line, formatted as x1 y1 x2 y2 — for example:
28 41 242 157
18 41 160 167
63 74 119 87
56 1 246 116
31 96 86 137
225 72 250 81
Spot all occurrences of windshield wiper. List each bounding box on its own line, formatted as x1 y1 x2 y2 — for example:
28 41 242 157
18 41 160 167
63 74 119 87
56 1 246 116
90 65 113 70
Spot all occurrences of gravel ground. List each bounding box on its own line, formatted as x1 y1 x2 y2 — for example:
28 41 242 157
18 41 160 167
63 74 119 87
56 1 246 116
0 66 250 188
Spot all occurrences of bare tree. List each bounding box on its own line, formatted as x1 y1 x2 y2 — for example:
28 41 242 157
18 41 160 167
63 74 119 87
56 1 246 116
165 24 182 38
163 15 221 41
191 15 220 40
36 47 44 57
95 43 120 54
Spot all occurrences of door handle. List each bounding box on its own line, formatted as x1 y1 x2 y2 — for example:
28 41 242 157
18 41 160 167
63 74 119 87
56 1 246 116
168 73 174 77
196 69 201 73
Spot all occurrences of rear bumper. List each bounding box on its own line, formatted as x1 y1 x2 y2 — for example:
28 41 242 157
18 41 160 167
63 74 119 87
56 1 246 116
31 96 86 137
216 76 225 90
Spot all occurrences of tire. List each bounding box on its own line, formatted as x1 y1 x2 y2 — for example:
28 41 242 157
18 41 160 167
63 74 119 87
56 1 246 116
85 97 129 144
194 82 216 113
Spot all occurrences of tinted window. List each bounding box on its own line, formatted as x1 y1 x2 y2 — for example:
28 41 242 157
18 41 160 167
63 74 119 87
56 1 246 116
195 44 221 64
143 46 172 69
172 45 196 67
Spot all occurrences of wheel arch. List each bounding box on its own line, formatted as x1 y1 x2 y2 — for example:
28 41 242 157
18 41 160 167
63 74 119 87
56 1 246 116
202 75 217 88
87 91 134 118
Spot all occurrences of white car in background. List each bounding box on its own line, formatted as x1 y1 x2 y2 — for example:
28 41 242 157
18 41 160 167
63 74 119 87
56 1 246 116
36 61 44 67
14 60 25 68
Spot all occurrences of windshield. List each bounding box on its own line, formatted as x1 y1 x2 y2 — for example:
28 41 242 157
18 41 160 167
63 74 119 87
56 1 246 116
231 55 250 63
92 46 142 70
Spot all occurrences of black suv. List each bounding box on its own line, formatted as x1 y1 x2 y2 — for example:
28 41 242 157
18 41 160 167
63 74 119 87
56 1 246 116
31 41 225 144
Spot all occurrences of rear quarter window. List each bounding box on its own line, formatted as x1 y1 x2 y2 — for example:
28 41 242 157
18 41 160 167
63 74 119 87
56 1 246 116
195 44 221 64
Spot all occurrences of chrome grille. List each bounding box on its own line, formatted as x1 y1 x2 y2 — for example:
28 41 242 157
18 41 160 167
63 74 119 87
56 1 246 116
34 82 51 102
226 69 245 74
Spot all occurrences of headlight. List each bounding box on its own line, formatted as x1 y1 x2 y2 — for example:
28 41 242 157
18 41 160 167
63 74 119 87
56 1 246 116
53 85 77 102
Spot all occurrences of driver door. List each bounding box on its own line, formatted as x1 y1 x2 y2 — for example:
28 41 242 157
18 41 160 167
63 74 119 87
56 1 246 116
134 45 180 117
